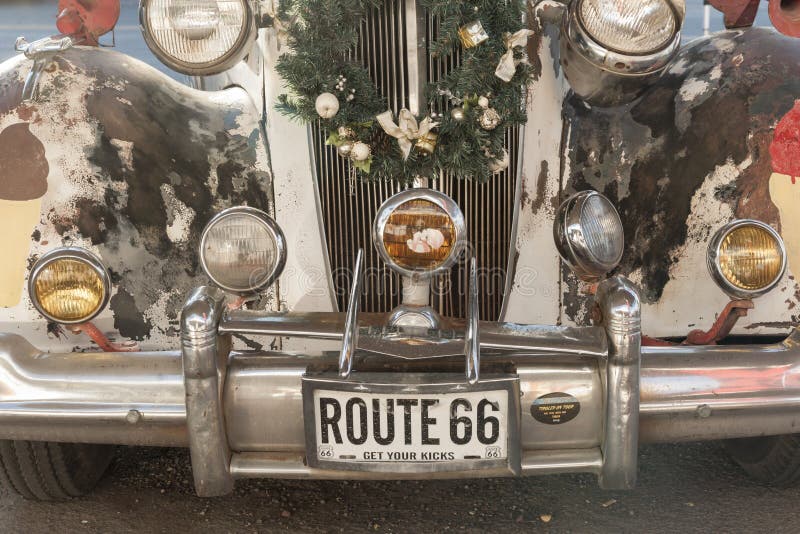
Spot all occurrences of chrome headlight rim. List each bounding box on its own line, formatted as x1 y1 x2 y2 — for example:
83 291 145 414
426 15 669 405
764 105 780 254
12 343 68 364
372 188 467 279
565 0 683 76
707 219 788 300
199 206 287 295
139 0 257 76
28 247 112 325
554 190 625 282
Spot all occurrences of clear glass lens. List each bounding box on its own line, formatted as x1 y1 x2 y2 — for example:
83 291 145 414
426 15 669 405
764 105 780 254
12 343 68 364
168 0 220 40
34 259 106 322
202 213 278 291
145 0 246 65
382 199 456 271
578 0 677 54
719 226 784 291
580 194 624 266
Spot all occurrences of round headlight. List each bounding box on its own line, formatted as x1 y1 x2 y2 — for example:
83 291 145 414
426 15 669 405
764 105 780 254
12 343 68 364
564 0 683 77
28 248 111 324
199 207 287 294
373 189 466 278
139 0 256 76
554 191 624 282
707 220 787 299
578 0 677 55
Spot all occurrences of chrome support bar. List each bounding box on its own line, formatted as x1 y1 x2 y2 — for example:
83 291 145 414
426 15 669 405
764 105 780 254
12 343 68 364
595 275 641 490
180 286 233 497
465 256 480 384
339 249 364 378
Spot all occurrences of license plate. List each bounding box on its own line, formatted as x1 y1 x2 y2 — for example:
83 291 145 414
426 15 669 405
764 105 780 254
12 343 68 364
302 374 520 474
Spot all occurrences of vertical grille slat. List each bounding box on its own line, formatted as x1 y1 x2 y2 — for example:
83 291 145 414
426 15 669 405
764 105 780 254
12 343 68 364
313 1 520 320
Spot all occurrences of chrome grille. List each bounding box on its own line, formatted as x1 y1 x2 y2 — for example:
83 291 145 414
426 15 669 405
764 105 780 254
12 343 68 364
313 0 520 320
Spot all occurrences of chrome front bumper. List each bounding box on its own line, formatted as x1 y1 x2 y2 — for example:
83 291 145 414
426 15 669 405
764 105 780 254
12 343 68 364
1 276 799 496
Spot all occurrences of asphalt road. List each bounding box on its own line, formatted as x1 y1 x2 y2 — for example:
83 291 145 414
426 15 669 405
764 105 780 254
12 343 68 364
1 442 799 533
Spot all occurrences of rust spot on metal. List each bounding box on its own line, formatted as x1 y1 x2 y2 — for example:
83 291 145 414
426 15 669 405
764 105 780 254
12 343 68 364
0 122 48 201
530 160 549 214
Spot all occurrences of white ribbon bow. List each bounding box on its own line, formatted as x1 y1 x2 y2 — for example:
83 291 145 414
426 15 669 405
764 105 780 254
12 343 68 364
376 109 438 160
495 29 535 82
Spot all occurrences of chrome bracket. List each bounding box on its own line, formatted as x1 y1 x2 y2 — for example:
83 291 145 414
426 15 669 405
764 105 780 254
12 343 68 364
180 286 234 497
338 249 364 378
594 275 641 490
465 255 480 384
15 34 74 103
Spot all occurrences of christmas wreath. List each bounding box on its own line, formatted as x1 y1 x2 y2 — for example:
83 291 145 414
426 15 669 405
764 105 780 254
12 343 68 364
275 0 533 183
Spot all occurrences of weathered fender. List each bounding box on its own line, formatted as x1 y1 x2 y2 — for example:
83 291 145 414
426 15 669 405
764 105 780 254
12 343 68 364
561 28 800 337
0 47 273 352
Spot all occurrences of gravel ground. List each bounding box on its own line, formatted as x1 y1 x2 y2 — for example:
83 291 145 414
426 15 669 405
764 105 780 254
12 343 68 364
1 442 800 533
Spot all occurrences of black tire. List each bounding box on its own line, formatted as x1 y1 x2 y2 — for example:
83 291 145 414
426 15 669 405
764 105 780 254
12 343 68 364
725 434 800 486
0 440 114 501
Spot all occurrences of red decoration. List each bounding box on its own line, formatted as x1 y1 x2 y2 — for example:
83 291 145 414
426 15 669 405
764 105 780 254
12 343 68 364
56 0 120 46
707 0 762 29
768 0 800 38
770 100 800 179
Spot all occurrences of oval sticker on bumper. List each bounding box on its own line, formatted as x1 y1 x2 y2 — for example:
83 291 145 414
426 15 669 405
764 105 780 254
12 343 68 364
531 392 580 425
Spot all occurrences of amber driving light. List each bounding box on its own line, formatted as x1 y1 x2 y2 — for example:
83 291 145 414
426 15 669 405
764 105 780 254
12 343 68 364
28 248 111 324
707 220 787 299
373 189 466 278
139 0 256 76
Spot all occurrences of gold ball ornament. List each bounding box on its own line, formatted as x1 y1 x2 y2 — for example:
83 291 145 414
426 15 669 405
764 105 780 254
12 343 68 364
450 107 465 122
489 149 510 173
315 92 340 119
350 141 372 162
479 108 501 130
337 142 353 157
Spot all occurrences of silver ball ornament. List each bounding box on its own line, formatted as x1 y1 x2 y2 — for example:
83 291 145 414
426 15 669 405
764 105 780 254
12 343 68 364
478 96 490 109
337 142 353 157
450 107 465 122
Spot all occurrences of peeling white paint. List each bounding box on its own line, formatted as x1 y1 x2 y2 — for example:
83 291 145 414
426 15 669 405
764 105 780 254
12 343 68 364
160 184 195 244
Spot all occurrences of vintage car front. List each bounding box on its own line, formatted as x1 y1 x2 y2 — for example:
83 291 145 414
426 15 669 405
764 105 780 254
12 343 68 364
1 0 800 500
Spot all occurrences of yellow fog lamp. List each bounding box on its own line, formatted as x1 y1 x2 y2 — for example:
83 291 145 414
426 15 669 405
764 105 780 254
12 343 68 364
28 248 111 324
707 220 787 299
373 189 466 278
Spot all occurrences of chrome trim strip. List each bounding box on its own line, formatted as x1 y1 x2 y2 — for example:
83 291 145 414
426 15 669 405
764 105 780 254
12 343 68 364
339 249 364 378
229 449 600 479
465 256 480 384
220 310 610 357
180 286 234 497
